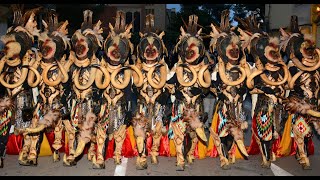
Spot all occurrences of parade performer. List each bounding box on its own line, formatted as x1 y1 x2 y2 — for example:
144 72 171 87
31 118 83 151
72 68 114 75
166 14 209 171
131 14 170 170
209 10 250 170
236 14 290 168
278 15 320 170
99 10 141 167
0 5 42 166
63 10 109 166
23 10 73 164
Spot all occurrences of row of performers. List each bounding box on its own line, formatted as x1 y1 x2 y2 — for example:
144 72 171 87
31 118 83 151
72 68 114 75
0 7 320 171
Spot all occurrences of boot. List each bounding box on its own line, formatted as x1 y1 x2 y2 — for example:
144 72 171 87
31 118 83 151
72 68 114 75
53 150 60 162
18 151 30 166
92 154 105 169
0 158 3 168
260 140 272 169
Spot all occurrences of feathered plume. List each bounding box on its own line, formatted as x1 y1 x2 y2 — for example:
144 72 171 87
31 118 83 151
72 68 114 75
81 10 104 48
108 11 132 40
9 4 41 40
144 14 155 33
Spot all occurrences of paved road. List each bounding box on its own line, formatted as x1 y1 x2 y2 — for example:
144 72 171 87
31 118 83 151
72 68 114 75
0 135 319 176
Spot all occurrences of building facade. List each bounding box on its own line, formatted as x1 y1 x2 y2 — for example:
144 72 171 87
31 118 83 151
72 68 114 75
109 4 167 32
0 5 8 49
265 4 320 46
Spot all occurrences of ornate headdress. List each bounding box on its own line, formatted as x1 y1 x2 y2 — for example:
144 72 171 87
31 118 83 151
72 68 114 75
174 14 205 64
104 11 134 65
210 10 240 62
236 14 280 65
71 10 103 59
137 14 167 64
38 10 70 60
1 4 41 58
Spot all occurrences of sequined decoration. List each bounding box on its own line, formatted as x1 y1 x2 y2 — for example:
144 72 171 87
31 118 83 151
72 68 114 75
0 110 12 136
14 91 33 129
168 103 185 139
71 100 79 128
108 103 125 133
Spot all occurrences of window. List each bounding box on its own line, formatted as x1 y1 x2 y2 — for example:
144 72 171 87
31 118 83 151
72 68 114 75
126 12 133 25
145 9 154 15
134 11 140 32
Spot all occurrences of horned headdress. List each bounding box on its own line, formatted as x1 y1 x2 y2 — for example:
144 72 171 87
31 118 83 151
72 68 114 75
38 10 70 60
104 11 134 65
174 14 205 64
280 15 320 71
1 4 41 58
235 14 279 65
137 14 167 64
71 10 103 59
210 10 241 62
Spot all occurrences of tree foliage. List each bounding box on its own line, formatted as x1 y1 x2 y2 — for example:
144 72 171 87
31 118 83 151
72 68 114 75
165 4 265 51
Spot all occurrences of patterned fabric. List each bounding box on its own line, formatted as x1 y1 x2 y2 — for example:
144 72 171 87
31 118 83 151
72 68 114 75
256 111 273 141
168 103 184 139
292 114 311 137
217 104 228 137
99 103 109 132
0 110 12 136
70 99 79 129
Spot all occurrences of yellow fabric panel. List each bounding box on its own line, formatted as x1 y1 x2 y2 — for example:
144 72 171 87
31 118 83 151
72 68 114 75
65 132 69 149
235 145 244 159
197 140 207 159
207 136 215 156
128 126 136 149
277 114 293 156
169 139 176 157
207 103 219 155
39 133 53 156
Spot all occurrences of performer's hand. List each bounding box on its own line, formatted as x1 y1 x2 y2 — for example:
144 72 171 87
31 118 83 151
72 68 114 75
261 87 275 94
61 112 71 121
273 131 279 139
124 111 132 126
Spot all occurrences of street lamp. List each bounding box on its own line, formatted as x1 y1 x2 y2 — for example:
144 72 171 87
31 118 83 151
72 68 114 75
311 4 320 43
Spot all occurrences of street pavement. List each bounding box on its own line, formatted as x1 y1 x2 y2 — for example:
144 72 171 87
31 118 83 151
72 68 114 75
0 134 319 176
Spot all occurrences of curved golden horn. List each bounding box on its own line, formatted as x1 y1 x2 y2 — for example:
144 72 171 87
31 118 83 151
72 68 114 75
27 66 41 87
195 127 207 142
110 67 131 89
291 48 320 72
288 70 304 89
130 64 144 87
235 140 249 157
260 63 289 86
74 140 86 158
0 57 29 89
147 63 167 89
42 64 62 86
246 69 263 89
198 64 211 88
176 64 197 87
95 65 110 89
218 57 246 86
